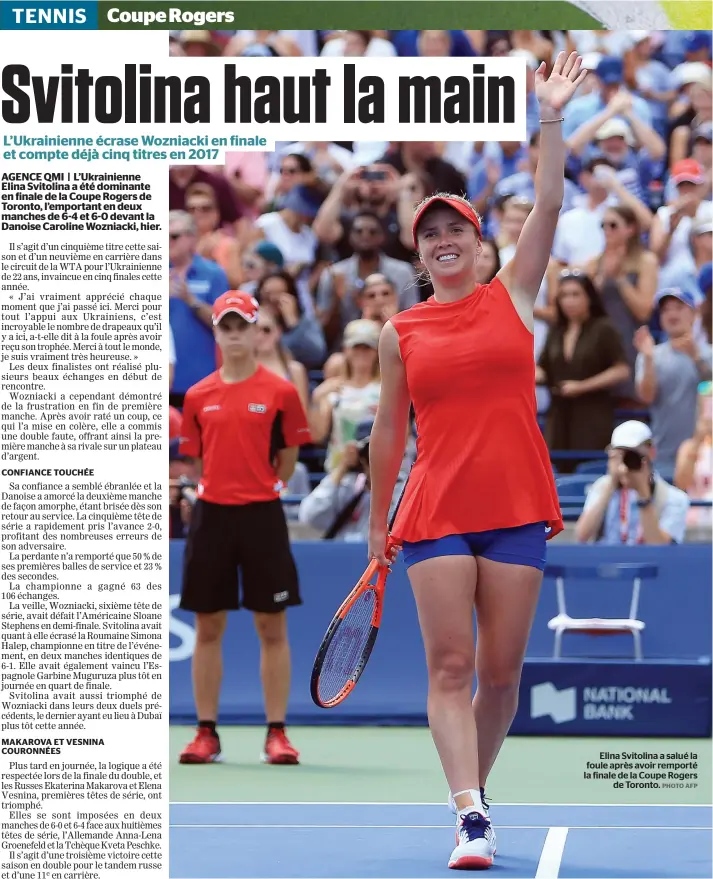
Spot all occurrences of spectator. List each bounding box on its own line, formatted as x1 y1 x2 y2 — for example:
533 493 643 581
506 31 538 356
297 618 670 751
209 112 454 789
185 183 242 288
240 241 285 294
497 196 533 266
309 319 382 471
674 384 712 529
254 301 310 413
312 164 419 262
263 153 320 212
669 75 712 168
650 159 712 278
223 30 303 56
321 30 396 57
253 184 326 312
634 288 713 479
475 239 501 284
494 131 578 214
389 29 477 57
298 418 407 540
417 30 454 57
168 211 230 406
380 142 466 201
536 270 630 471
552 158 615 266
255 272 327 368
566 103 666 205
322 274 402 378
468 141 527 214
575 421 690 545
509 49 542 136
584 204 659 404
221 151 268 219
169 165 242 229
563 56 653 140
316 210 417 345
178 31 220 57
625 31 675 138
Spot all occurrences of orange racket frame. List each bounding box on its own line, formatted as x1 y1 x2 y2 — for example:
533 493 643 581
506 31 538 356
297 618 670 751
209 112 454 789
310 537 401 708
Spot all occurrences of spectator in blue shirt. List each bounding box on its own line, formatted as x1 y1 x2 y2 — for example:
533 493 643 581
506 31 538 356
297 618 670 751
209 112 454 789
628 32 676 139
683 31 713 65
563 56 653 141
168 210 230 406
467 141 527 215
494 131 578 215
389 29 476 57
566 91 666 206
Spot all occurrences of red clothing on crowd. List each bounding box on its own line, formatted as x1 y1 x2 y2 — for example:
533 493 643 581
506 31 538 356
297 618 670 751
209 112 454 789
389 277 563 543
180 366 311 505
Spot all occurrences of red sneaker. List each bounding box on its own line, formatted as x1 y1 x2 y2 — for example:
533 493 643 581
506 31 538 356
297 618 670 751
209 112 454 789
179 728 222 764
261 728 300 765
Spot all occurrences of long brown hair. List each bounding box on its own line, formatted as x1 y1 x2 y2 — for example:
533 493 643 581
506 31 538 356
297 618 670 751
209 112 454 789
606 205 644 272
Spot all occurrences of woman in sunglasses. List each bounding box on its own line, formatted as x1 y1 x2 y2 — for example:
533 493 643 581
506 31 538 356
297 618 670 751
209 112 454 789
367 53 586 869
584 205 658 405
254 302 310 414
255 271 327 369
536 270 630 472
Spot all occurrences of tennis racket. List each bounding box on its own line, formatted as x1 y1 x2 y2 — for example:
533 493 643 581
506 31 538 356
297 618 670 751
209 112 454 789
310 535 400 708
310 467 409 709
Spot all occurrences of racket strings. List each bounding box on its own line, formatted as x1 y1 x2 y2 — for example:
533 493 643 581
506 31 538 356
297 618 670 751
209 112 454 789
317 588 377 703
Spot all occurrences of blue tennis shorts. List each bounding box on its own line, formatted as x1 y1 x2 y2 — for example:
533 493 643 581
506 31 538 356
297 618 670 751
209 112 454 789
401 522 548 571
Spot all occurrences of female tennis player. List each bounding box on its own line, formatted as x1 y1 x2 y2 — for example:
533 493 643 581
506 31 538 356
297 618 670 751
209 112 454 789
368 53 586 870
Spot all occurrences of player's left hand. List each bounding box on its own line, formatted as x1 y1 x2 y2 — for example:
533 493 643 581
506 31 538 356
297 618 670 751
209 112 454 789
535 51 588 112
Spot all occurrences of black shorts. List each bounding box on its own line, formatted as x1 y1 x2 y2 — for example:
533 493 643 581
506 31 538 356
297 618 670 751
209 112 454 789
179 499 301 614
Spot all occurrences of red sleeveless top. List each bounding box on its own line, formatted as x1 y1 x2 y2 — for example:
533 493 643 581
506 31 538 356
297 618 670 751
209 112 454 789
390 277 563 543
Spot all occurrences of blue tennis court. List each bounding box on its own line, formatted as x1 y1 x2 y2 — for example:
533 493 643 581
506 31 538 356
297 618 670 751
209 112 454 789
170 802 712 878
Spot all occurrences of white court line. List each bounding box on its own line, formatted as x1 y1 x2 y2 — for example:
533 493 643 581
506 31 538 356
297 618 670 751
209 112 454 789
171 801 711 807
170 824 709 831
535 827 568 879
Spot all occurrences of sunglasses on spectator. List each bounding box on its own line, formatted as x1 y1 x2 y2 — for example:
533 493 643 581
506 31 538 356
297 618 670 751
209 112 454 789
280 165 300 175
187 202 216 214
559 269 590 282
352 225 381 236
601 221 622 230
363 288 392 299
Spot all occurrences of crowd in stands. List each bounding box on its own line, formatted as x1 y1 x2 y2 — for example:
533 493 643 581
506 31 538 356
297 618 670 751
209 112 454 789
168 29 712 541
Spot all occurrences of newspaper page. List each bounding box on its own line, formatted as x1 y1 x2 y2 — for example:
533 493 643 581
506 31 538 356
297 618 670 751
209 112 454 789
1 6 711 879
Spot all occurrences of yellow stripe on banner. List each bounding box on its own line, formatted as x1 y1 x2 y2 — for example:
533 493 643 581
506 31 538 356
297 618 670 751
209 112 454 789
660 0 713 28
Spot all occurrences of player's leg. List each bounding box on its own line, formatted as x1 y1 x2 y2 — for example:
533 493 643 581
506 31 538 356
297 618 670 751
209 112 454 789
473 524 546 783
178 500 240 764
405 538 494 868
240 499 302 765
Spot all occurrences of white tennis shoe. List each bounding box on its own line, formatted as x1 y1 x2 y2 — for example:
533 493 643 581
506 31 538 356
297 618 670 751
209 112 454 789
448 809 496 869
448 790 496 855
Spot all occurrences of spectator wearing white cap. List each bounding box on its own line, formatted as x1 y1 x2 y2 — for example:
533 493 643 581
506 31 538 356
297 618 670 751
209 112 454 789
575 420 690 546
562 56 653 142
309 319 382 472
668 65 712 165
650 160 712 277
566 94 666 206
625 31 676 138
634 288 712 479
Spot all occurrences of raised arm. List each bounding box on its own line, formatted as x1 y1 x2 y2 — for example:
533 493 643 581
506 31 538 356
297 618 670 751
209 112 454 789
368 322 412 565
499 52 587 306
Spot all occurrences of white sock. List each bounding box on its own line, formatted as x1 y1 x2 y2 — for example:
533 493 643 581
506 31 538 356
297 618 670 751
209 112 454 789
452 788 485 818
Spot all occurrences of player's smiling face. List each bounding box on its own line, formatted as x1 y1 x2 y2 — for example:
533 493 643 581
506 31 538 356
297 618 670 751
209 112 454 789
417 206 480 280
